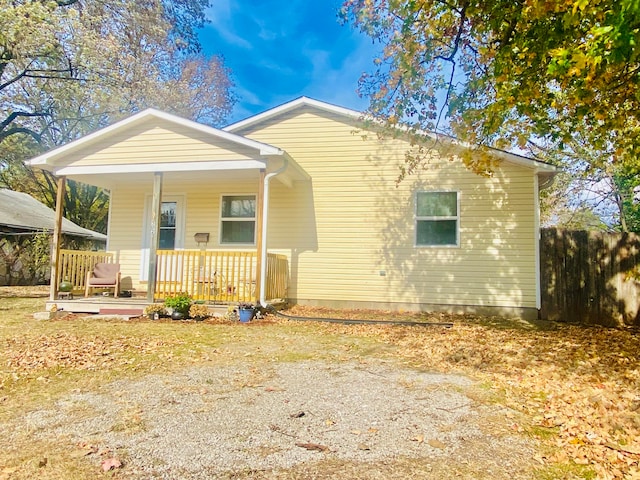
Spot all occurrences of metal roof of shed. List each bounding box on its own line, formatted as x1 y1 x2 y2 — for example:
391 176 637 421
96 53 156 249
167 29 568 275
0 189 107 241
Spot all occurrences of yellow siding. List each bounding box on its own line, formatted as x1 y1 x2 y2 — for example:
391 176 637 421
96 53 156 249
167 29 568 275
108 175 261 290
104 106 540 313
57 118 257 167
107 185 144 290
236 107 539 311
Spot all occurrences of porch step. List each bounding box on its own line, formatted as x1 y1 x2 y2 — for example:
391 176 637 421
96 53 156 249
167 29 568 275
99 307 144 316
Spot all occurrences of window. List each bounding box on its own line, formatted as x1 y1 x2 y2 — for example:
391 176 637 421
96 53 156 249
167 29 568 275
141 195 184 281
416 191 459 246
159 201 177 249
220 195 256 244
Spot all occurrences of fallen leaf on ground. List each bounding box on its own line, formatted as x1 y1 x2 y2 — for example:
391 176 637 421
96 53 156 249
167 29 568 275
265 386 283 392
295 442 329 452
101 457 122 471
428 439 447 449
71 443 98 458
605 443 640 455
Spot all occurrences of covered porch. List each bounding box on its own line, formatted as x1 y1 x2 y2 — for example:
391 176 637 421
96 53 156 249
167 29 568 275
49 248 288 312
25 109 308 314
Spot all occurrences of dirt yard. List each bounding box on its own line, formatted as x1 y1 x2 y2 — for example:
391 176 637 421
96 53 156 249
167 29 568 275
0 287 638 479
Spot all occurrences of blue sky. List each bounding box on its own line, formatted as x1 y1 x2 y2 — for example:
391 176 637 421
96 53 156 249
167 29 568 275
199 0 378 124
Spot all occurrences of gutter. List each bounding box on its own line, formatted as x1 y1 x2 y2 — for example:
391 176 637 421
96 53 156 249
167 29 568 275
259 157 289 308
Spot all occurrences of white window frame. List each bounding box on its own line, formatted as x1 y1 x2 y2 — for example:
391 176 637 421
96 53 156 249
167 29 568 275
219 193 257 246
140 194 186 281
415 190 460 248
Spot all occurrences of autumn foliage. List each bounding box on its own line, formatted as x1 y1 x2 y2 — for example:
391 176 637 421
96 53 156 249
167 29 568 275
341 0 640 229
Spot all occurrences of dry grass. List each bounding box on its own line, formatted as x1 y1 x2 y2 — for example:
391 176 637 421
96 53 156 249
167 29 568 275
0 289 638 479
284 306 640 480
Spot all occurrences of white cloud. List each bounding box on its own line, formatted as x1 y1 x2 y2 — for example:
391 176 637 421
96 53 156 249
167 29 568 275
301 33 378 111
204 2 253 50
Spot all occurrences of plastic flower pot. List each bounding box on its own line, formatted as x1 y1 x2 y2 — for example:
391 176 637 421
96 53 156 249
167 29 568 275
238 307 255 323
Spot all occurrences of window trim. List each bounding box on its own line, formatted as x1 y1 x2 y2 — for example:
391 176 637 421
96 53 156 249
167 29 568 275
219 193 257 246
414 190 460 248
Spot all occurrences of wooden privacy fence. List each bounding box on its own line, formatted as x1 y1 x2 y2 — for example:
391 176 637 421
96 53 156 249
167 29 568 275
540 228 640 327
155 250 288 303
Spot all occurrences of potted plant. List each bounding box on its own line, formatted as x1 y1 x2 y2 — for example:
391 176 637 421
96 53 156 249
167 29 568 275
237 302 255 323
59 276 73 293
189 304 210 321
164 292 192 320
144 303 167 320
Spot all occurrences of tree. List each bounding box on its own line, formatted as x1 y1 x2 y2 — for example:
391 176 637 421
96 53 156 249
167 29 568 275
341 0 640 230
1 0 233 142
0 0 235 232
539 169 611 231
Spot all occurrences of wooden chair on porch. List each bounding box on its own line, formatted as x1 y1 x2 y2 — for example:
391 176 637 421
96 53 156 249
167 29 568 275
85 263 121 298
195 268 228 301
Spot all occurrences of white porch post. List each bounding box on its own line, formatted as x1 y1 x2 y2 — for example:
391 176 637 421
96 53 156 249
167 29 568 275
254 169 266 302
147 172 163 302
49 175 66 301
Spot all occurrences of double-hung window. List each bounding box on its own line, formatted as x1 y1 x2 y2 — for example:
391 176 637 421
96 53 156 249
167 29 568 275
220 195 256 244
416 191 459 246
159 201 177 249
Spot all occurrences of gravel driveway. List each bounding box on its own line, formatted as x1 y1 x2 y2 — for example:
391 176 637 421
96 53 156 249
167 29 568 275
22 359 537 479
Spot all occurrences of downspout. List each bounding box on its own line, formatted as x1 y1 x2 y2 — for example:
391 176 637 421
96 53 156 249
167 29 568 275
534 173 542 313
259 157 288 308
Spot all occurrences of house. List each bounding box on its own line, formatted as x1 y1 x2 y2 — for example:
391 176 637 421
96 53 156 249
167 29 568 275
26 97 556 319
0 189 106 285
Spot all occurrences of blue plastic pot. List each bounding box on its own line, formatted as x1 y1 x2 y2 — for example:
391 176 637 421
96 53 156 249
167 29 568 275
238 307 255 323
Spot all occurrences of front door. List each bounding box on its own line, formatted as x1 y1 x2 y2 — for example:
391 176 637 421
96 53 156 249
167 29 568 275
141 195 184 281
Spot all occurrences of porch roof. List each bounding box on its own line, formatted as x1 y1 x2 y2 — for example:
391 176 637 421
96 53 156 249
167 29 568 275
25 109 310 189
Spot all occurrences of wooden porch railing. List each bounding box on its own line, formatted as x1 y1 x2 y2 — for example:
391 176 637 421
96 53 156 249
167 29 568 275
265 253 288 301
155 250 288 303
58 249 114 292
55 249 288 303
